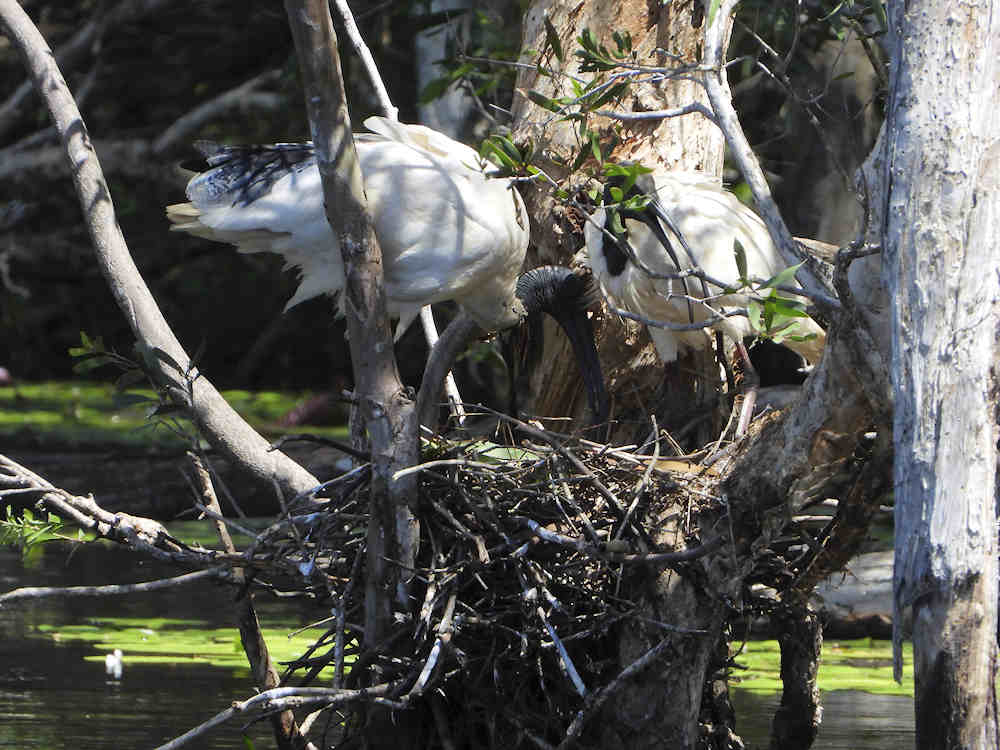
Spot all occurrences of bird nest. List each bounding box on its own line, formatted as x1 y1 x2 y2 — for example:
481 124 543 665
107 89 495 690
277 426 726 748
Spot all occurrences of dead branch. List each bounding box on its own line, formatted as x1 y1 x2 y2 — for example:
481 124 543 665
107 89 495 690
0 568 227 604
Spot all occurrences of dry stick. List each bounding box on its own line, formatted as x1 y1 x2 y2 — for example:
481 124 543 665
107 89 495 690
616 415 659 541
333 549 364 689
153 681 406 750
429 693 458 750
187 453 313 750
0 0 321 501
405 591 457 700
701 0 839 321
285 0 420 659
0 454 223 568
0 57 102 158
473 405 629 522
0 568 226 605
329 0 465 423
524 562 587 698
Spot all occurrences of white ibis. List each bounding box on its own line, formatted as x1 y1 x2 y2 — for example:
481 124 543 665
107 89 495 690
167 117 609 422
584 170 825 434
105 648 123 681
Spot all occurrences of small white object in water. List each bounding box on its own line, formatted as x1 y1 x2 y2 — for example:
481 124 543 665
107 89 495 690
105 649 123 681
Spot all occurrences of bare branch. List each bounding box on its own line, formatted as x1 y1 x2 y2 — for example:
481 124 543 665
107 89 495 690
701 0 840 320
284 0 419 648
594 102 716 124
154 680 407 750
0 568 228 605
329 0 397 120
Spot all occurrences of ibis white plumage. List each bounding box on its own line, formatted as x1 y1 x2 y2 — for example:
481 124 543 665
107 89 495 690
584 170 825 432
167 117 609 422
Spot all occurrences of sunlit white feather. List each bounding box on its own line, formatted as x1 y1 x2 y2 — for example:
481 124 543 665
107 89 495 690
584 172 825 364
168 117 529 339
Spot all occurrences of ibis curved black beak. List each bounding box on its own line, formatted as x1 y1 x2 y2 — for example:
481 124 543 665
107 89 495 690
515 266 610 425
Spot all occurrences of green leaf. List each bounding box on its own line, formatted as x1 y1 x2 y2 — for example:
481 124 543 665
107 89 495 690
543 16 564 62
587 81 630 111
115 368 147 390
589 131 603 164
871 0 888 32
527 90 562 113
609 186 624 203
766 297 809 318
747 299 764 333
757 262 803 292
418 76 453 105
71 354 115 374
609 211 626 236
733 239 748 283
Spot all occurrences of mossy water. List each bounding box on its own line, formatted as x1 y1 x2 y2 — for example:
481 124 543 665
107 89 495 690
1 523 345 749
0 380 348 448
2 526 915 749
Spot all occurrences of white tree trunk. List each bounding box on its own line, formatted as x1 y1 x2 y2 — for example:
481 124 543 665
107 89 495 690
885 1 1000 746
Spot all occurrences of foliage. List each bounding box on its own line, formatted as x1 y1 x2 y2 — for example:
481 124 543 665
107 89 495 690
0 506 87 550
417 8 521 113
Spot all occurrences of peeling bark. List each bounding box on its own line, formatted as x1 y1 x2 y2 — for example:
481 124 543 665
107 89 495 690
883 1 1000 746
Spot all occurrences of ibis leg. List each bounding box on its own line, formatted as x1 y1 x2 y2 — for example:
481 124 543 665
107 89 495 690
734 339 760 438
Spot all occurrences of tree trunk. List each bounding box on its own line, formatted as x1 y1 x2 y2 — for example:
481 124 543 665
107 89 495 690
884 1 1000 747
512 0 727 438
285 2 421 746
511 4 737 744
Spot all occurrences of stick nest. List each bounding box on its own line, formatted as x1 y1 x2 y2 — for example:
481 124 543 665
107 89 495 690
277 430 725 749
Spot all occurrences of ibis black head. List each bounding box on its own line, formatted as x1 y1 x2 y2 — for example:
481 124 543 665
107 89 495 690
514 265 610 425
598 169 687 280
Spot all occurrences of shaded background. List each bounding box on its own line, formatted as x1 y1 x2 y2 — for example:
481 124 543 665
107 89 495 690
0 0 882 396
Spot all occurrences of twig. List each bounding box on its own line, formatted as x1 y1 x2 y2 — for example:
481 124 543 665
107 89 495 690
0 0 173 141
556 634 675 749
0 568 228 605
154 681 406 750
701 0 841 320
334 549 364 689
618 535 725 566
594 101 716 124
329 0 397 121
188 453 311 749
331 0 467 421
